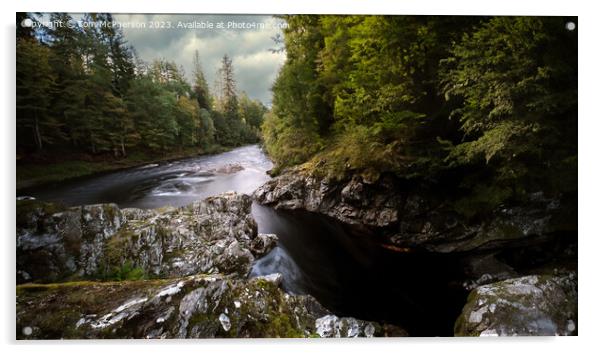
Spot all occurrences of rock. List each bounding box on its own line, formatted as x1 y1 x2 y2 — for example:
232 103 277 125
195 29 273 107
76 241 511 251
218 313 231 331
454 274 577 336
17 200 122 282
254 171 402 227
16 192 264 282
461 254 518 290
252 273 284 287
16 274 331 339
314 314 407 338
214 163 244 174
390 191 576 253
249 233 278 257
254 169 576 254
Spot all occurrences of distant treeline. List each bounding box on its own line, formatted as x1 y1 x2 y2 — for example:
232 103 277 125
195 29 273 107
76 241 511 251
16 13 266 158
264 16 577 214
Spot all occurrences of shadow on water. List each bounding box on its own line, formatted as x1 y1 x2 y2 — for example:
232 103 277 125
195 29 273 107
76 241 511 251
251 203 469 336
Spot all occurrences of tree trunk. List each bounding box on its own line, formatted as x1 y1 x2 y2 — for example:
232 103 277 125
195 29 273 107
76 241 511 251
120 137 126 157
33 114 43 151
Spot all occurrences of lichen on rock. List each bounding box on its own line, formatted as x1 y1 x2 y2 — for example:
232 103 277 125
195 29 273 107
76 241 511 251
16 274 330 339
16 192 406 339
17 192 276 283
454 274 577 336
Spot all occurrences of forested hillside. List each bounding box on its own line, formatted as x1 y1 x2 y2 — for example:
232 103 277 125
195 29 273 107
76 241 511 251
263 15 577 215
16 13 265 159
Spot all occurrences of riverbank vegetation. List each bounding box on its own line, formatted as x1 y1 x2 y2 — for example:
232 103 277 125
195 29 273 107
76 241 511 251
263 15 577 214
16 13 266 188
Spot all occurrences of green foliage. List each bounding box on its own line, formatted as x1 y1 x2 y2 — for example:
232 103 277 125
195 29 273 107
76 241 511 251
262 15 577 216
238 92 267 130
440 16 578 201
192 50 212 110
109 261 146 281
264 16 470 176
262 111 323 171
16 12 263 161
262 15 331 170
16 38 61 150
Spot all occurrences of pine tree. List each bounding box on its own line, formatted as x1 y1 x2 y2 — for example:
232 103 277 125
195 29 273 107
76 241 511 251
192 50 211 110
216 54 238 114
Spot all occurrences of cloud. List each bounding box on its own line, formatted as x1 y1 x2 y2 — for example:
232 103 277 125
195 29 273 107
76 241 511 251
111 14 287 105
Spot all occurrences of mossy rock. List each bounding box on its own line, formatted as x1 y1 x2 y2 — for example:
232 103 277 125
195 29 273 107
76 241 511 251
16 274 329 339
454 274 577 336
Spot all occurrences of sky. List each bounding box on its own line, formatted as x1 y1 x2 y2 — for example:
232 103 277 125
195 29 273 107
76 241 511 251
86 14 287 105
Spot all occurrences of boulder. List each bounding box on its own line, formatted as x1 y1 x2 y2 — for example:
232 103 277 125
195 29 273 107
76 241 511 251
16 274 329 339
314 314 408 338
214 163 245 174
17 201 123 282
16 192 274 282
254 171 402 228
454 274 577 336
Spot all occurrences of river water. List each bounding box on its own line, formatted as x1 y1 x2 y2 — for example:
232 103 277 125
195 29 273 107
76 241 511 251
19 144 467 335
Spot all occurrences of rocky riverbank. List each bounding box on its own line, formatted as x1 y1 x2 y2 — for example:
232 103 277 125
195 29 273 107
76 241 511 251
253 167 578 336
16 192 403 339
253 168 577 254
16 169 578 337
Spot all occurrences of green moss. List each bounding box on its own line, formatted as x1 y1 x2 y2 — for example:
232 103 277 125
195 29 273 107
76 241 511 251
232 280 307 338
262 311 305 338
16 199 67 226
102 204 118 222
452 184 513 219
17 278 174 339
454 289 478 336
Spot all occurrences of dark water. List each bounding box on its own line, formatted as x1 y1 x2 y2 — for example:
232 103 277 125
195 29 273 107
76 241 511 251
19 144 467 335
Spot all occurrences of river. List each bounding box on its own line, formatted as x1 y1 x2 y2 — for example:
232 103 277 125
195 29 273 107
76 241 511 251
19 144 467 335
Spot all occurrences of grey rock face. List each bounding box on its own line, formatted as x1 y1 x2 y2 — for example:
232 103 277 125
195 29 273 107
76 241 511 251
392 192 575 253
249 233 278 257
254 172 402 227
314 314 408 338
17 201 123 282
16 192 276 282
315 315 375 338
454 274 577 336
254 169 575 253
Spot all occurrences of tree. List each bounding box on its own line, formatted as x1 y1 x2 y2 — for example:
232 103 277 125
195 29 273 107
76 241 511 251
17 12 262 159
16 38 60 151
263 15 328 166
214 54 245 145
440 17 578 205
198 108 216 149
126 76 178 152
216 54 237 114
96 13 136 97
175 96 201 147
192 50 211 110
16 13 36 40
238 92 267 130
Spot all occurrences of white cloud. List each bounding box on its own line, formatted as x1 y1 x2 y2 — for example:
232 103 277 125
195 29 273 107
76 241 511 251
112 14 286 105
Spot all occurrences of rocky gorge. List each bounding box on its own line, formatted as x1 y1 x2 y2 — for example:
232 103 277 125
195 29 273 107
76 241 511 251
16 192 404 338
253 167 578 336
16 148 578 338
